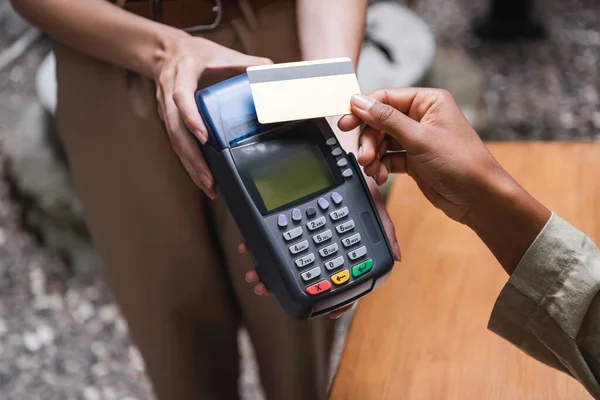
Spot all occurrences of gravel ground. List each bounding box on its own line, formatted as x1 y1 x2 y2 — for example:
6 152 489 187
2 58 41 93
0 0 599 399
418 0 600 140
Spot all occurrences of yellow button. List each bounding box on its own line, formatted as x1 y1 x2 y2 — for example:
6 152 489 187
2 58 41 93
331 269 350 285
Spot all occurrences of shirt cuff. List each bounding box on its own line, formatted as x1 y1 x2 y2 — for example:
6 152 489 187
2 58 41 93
489 212 600 341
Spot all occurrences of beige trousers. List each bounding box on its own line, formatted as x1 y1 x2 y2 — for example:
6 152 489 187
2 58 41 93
54 2 335 399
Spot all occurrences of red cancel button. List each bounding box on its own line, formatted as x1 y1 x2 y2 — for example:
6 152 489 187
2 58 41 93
305 280 332 295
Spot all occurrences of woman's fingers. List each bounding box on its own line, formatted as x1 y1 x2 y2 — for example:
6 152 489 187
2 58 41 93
163 88 217 199
245 269 259 283
244 270 270 296
241 248 269 296
172 59 208 143
329 304 354 320
254 283 269 296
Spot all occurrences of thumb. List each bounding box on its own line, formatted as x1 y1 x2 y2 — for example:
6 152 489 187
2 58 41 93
212 51 272 69
203 54 272 80
234 54 273 67
350 94 422 150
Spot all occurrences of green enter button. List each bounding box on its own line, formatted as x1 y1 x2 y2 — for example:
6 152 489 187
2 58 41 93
352 259 373 278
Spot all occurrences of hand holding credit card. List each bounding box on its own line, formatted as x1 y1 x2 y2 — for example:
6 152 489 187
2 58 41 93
247 57 361 124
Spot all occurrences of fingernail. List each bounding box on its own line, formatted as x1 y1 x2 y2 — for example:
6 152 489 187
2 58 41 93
196 130 208 144
351 94 375 111
394 242 402 262
203 185 217 200
201 174 213 190
254 286 266 295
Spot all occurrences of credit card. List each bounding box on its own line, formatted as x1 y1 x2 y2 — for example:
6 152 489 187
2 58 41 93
247 57 361 124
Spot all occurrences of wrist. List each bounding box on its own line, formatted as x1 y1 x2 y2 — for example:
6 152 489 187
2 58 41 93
464 167 551 274
144 27 190 79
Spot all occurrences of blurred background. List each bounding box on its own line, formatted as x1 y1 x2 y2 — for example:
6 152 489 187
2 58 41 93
0 0 598 398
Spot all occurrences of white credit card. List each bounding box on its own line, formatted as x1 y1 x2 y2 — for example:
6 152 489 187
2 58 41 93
247 57 361 124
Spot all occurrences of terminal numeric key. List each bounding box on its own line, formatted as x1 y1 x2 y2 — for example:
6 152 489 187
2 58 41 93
313 229 332 244
289 240 309 255
341 233 361 248
324 255 344 271
318 243 339 258
282 226 303 241
335 220 355 234
330 207 349 221
307 216 326 231
295 253 315 268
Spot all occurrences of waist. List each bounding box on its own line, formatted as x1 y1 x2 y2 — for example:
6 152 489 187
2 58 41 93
121 0 281 31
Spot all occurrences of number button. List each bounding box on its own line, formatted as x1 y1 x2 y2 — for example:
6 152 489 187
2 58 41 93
318 243 339 258
307 216 326 231
341 233 361 248
348 245 367 260
330 207 349 221
335 220 355 234
313 229 332 244
301 266 321 281
324 255 344 271
289 240 309 255
295 253 315 268
282 226 303 241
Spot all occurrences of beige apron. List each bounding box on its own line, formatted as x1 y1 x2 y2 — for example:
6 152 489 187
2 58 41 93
53 2 334 399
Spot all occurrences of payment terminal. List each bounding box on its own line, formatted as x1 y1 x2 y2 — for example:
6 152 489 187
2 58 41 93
195 74 394 319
